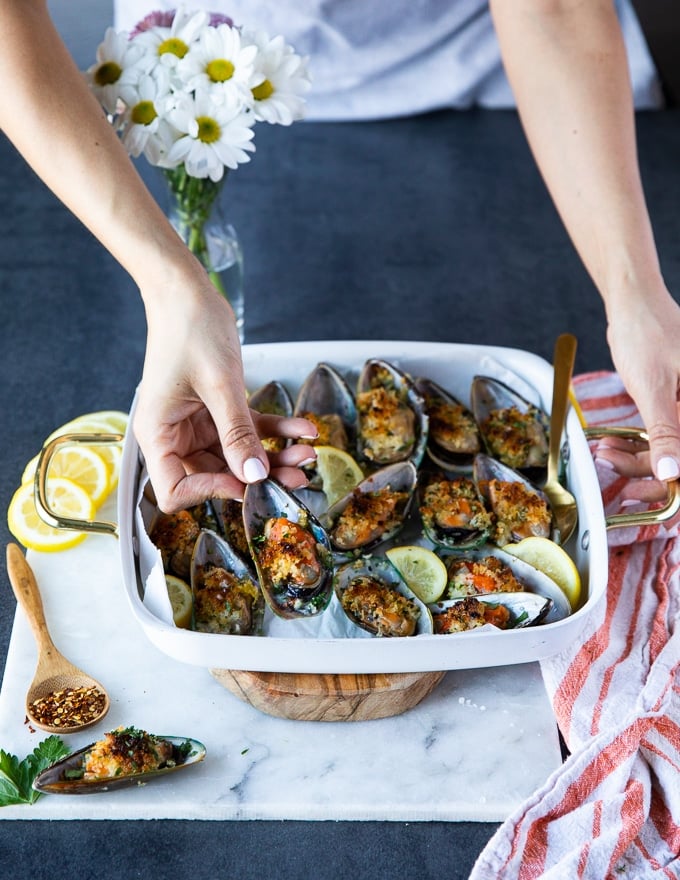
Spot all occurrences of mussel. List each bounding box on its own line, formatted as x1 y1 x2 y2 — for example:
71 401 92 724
414 377 480 472
471 376 549 481
321 460 418 554
293 362 357 488
355 359 428 468
334 556 433 637
429 592 552 634
473 454 552 546
418 474 492 550
249 380 294 454
438 546 571 623
33 727 206 794
243 477 334 619
149 509 202 580
190 529 264 635
210 498 252 561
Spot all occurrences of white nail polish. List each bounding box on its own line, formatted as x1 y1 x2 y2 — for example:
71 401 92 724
595 456 616 471
243 457 267 483
298 457 316 468
657 456 680 481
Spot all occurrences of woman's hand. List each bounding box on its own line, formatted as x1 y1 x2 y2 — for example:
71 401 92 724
134 281 317 512
604 291 680 487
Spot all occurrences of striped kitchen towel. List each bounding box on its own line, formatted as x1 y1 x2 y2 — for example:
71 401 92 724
471 371 680 880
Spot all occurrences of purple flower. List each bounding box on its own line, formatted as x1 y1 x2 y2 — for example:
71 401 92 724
130 9 234 39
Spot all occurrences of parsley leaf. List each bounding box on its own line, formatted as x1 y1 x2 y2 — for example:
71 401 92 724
0 736 70 806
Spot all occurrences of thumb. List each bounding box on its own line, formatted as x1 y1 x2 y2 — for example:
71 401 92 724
203 380 269 485
635 392 680 482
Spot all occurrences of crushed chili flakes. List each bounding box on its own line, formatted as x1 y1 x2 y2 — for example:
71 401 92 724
29 686 106 728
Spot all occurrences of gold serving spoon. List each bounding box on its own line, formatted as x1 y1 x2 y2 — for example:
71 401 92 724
543 334 579 545
6 543 110 733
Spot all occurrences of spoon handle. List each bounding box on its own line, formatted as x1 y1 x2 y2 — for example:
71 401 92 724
6 542 58 656
548 334 578 484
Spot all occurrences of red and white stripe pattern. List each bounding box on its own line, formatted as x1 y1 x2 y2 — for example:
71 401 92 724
471 372 680 879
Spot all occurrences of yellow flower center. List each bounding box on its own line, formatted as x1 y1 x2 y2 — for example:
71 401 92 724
94 61 122 86
196 116 221 144
206 58 235 83
252 79 274 101
131 101 157 126
157 37 189 58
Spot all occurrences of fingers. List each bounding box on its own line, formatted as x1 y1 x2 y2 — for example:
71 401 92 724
252 412 319 441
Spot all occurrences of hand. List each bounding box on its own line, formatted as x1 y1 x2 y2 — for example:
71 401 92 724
605 291 680 487
133 283 317 512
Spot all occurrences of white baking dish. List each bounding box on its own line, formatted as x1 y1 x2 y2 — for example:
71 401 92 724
108 340 611 673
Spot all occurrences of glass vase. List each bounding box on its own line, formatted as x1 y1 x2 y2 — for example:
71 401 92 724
163 169 245 343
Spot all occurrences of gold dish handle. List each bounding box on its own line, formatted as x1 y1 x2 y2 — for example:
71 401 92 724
583 426 680 530
34 433 123 537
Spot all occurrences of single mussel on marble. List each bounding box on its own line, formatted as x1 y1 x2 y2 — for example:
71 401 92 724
473 453 553 546
355 358 428 468
438 546 571 623
418 472 492 550
428 592 552 634
414 377 481 472
32 726 206 795
243 477 334 619
293 361 357 488
334 556 433 637
471 375 549 481
249 380 294 454
190 529 264 635
321 460 417 555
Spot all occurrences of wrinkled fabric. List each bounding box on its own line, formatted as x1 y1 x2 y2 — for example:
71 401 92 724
113 0 663 119
471 371 680 880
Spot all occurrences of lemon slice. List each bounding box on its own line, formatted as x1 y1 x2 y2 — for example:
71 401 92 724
385 545 448 604
314 446 364 507
166 575 193 629
7 478 96 552
44 410 129 444
94 442 123 493
21 446 111 507
503 536 582 610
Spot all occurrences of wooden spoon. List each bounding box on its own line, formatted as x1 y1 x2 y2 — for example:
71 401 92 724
543 334 579 546
6 543 110 733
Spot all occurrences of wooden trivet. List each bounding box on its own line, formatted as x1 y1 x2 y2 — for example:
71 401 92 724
210 669 446 722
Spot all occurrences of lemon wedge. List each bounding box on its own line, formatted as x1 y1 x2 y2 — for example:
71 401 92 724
314 445 364 507
385 545 448 604
21 446 111 508
7 478 96 552
503 536 582 611
166 575 193 629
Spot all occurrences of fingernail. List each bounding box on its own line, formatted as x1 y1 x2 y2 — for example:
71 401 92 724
657 456 680 481
243 457 267 483
298 457 317 468
595 456 616 471
299 433 319 441
621 499 642 508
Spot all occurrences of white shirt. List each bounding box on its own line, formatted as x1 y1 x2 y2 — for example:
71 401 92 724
113 0 663 120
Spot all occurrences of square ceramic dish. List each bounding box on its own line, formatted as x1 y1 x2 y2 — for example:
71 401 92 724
117 340 609 673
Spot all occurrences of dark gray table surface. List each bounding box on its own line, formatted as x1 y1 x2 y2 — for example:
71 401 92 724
1 3 679 879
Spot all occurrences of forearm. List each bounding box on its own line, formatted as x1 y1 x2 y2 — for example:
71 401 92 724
490 0 669 319
0 0 204 310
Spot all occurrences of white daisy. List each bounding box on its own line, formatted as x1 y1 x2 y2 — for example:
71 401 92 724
243 31 311 125
177 23 258 107
163 90 255 181
132 7 209 70
86 27 146 114
117 69 174 165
